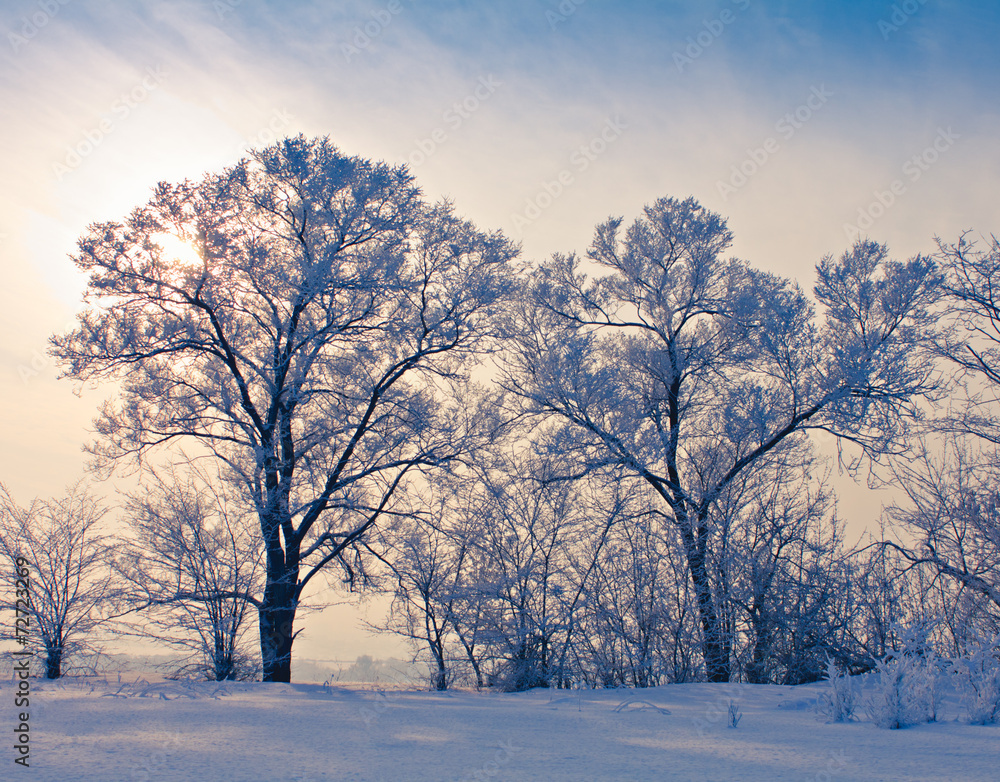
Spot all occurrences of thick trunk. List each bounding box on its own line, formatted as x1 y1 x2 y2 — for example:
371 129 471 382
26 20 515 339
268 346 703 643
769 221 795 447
260 568 298 683
44 647 62 679
260 602 295 682
259 492 300 683
431 654 447 691
429 633 448 691
680 526 730 683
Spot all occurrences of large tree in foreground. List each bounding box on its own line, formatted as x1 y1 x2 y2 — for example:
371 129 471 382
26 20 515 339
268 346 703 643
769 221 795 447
52 136 517 681
502 197 940 681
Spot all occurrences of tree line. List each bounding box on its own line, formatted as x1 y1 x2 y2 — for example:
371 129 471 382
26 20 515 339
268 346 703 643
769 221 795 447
1 136 997 687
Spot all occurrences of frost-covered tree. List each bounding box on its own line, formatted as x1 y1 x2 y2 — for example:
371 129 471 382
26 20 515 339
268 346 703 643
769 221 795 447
953 633 1000 725
364 480 477 691
503 196 940 681
578 508 697 687
118 464 264 681
721 447 849 684
933 233 1000 444
369 445 631 692
469 450 589 691
0 483 119 678
863 622 942 729
50 136 517 682
883 234 1000 640
885 438 1000 620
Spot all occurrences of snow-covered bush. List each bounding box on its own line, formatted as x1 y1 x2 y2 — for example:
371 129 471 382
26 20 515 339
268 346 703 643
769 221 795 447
491 639 551 692
863 624 941 729
953 634 1000 725
817 656 857 722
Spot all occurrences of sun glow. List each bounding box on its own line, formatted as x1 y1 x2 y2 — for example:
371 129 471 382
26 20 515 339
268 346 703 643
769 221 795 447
153 232 204 271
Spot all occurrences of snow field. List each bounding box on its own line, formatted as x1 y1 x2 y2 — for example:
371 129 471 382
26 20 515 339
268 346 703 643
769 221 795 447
5 677 998 781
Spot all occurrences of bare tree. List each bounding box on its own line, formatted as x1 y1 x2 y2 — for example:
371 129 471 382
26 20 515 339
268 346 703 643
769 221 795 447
368 443 633 691
118 463 264 680
712 449 839 684
578 509 691 687
469 450 582 691
881 234 1000 644
0 483 119 678
934 233 1000 444
51 136 517 681
570 444 852 687
364 480 475 691
503 196 940 681
885 438 1000 617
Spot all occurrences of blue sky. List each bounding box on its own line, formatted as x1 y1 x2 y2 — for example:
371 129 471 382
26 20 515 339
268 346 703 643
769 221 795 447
1 0 998 657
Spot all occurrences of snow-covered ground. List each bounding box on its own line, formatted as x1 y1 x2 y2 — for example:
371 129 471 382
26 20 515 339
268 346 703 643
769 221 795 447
8 675 999 781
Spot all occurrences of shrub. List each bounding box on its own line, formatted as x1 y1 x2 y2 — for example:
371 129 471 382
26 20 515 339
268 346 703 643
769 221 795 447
818 656 858 722
953 634 1000 725
863 625 940 729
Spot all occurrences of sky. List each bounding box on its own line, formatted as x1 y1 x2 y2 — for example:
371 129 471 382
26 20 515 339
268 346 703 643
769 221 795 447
1 0 998 661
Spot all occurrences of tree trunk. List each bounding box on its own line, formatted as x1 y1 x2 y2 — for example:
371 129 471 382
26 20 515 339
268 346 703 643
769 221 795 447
458 632 484 689
745 612 770 684
44 647 62 679
260 569 298 683
429 633 448 691
214 628 233 681
679 525 730 683
431 654 447 691
259 497 300 683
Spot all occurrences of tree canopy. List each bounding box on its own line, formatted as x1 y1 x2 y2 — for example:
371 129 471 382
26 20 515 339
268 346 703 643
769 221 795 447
52 135 519 681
